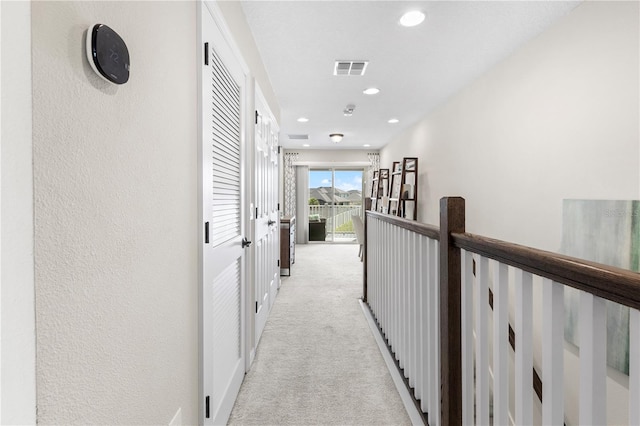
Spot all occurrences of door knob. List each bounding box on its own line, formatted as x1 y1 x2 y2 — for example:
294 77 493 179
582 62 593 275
268 220 276 226
242 237 252 248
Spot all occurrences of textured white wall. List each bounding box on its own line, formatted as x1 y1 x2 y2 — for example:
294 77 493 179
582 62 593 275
381 0 639 252
217 1 280 124
381 2 639 424
32 2 198 424
1 1 36 423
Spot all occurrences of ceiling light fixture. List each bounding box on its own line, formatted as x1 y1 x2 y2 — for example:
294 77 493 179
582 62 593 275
297 117 309 123
388 118 399 124
363 88 380 95
400 10 426 27
303 144 310 147
363 144 371 147
329 133 344 143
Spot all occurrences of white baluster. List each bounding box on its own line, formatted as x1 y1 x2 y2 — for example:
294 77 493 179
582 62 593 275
383 221 389 337
392 225 398 356
420 235 430 413
385 221 391 342
493 261 509 426
476 256 490 425
630 308 640 425
372 219 378 316
375 219 380 316
392 225 399 355
406 230 412 383
515 270 533 425
542 278 564 425
395 227 406 368
430 239 440 426
381 221 387 337
579 292 606 425
414 234 421 393
408 231 416 389
461 250 474 426
415 234 424 402
402 229 409 372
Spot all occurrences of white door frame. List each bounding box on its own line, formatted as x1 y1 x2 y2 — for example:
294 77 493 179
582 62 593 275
197 1 252 424
252 84 280 351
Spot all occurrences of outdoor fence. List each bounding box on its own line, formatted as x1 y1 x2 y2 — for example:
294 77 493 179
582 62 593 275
309 204 362 234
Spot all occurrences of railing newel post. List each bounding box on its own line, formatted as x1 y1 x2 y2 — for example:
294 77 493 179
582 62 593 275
439 197 465 426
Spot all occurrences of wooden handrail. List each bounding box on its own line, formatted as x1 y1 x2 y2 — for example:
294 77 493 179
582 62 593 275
366 210 440 240
453 232 640 310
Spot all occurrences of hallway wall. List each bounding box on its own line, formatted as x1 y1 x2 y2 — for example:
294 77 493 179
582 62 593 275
381 0 639 253
32 2 198 424
381 2 639 424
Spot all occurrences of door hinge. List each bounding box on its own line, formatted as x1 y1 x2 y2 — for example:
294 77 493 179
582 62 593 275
277 203 280 211
255 207 258 219
204 43 209 65
255 301 258 313
255 110 259 124
277 259 280 267
205 395 210 418
204 222 209 244
277 146 281 154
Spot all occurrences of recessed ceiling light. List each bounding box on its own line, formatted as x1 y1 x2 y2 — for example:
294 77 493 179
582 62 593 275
297 117 309 123
363 144 371 147
388 118 399 124
303 144 310 147
400 10 425 27
363 88 380 95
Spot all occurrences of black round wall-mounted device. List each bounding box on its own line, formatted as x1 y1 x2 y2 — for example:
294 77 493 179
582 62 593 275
86 24 130 84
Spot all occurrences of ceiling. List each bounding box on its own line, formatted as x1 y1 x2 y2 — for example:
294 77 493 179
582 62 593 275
241 1 581 150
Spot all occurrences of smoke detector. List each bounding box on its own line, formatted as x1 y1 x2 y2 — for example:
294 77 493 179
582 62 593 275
333 60 369 76
343 104 356 117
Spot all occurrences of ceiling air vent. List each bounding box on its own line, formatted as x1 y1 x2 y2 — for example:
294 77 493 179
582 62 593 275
288 134 309 140
333 60 369 76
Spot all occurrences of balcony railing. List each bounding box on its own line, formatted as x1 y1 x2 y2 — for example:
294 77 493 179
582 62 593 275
364 197 640 425
309 204 362 236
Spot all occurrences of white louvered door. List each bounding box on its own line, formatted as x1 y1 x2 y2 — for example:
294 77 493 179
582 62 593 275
199 4 247 425
254 87 280 345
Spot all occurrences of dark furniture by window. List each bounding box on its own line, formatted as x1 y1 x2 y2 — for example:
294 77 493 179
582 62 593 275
309 218 326 241
280 216 295 276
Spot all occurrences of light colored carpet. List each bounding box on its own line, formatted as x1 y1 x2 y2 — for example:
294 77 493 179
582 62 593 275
228 243 411 426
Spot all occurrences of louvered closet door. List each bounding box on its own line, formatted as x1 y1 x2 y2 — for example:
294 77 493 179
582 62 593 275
200 4 246 425
254 87 280 345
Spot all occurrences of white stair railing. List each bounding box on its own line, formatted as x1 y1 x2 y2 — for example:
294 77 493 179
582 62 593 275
365 212 440 425
364 197 640 426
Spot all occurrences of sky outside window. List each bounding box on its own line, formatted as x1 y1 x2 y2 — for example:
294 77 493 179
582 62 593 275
309 170 362 191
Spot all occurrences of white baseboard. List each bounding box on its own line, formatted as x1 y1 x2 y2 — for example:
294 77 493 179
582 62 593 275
169 407 182 426
359 299 425 426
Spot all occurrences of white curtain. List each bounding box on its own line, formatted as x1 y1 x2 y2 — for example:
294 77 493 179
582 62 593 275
283 152 298 217
295 166 309 244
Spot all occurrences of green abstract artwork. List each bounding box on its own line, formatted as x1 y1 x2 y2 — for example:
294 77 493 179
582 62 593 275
561 200 639 375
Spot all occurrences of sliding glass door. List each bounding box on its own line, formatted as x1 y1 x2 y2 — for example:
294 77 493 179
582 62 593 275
308 168 363 243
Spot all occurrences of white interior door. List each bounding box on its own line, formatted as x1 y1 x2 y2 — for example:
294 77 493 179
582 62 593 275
253 87 280 344
199 3 247 425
